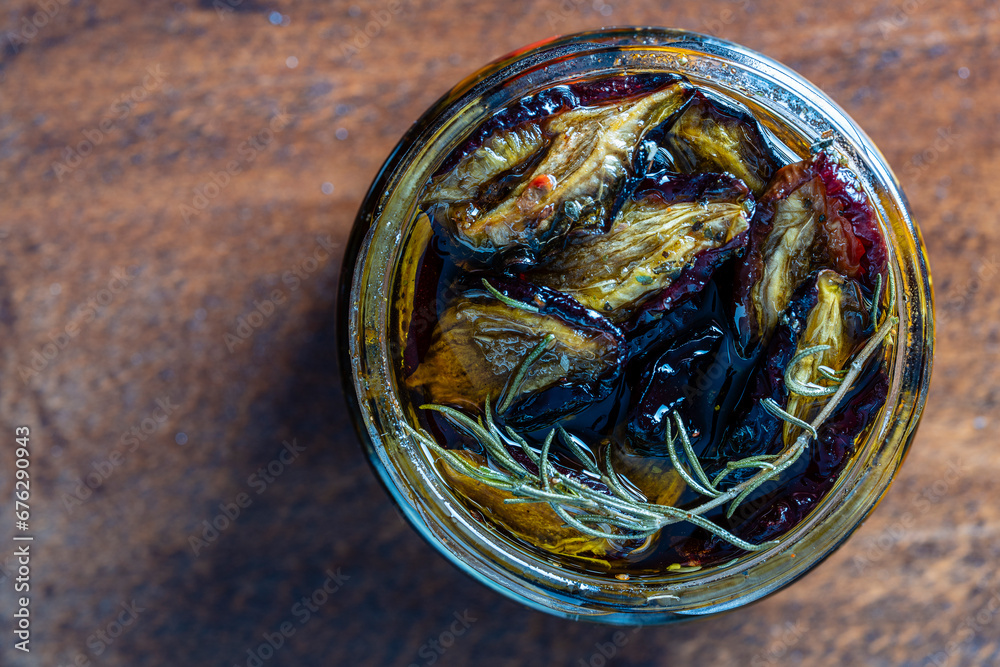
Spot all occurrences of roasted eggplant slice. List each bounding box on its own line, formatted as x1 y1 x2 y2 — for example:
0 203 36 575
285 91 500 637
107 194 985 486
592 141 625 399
664 91 782 196
425 84 692 256
406 277 624 426
531 198 749 321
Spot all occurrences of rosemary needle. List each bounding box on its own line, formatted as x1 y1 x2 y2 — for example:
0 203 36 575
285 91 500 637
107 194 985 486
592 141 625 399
482 279 539 313
498 334 554 413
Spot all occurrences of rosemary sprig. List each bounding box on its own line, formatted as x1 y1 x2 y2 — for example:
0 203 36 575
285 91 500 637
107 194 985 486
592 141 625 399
482 279 539 313
761 398 818 439
868 272 883 325
412 269 898 555
784 345 840 397
665 416 720 498
817 365 847 383
711 455 778 488
498 334 554 413
558 427 600 475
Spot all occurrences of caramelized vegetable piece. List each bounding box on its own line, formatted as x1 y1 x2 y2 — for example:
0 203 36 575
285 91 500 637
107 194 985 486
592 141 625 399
707 272 823 474
735 153 888 349
406 278 624 425
422 123 547 206
812 152 887 288
736 160 824 348
634 168 754 210
426 84 691 255
664 91 781 195
437 450 632 566
782 270 867 443
531 198 749 321
608 447 686 506
435 73 685 175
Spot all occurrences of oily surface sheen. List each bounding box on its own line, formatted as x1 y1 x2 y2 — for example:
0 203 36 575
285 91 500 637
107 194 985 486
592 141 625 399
0 1 993 666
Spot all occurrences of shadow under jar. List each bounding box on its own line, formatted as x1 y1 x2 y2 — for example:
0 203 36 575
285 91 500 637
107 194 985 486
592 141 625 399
339 28 933 623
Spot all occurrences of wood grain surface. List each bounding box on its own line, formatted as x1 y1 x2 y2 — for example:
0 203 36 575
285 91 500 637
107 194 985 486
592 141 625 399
1 0 997 665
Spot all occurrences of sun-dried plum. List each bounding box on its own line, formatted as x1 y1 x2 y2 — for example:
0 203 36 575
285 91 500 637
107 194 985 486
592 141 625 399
733 160 824 349
425 84 692 257
663 91 782 196
434 73 686 176
813 152 888 288
620 324 727 457
406 276 624 427
709 269 869 477
734 153 888 349
422 123 548 208
781 269 869 442
706 272 824 472
530 196 749 321
634 168 754 211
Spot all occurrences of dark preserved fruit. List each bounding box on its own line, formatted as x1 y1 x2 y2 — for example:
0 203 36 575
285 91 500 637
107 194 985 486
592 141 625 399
530 197 749 320
424 83 691 257
663 91 782 196
407 277 624 427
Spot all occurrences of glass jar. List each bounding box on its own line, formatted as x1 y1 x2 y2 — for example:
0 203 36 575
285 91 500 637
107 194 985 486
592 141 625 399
338 28 934 623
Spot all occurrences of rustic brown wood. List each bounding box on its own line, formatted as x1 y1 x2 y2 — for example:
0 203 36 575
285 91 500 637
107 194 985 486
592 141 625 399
1 0 997 665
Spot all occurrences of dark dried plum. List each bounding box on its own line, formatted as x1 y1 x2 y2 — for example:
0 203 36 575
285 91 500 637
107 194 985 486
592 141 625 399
422 123 548 208
781 269 868 441
530 195 749 322
634 168 754 211
406 276 624 427
621 324 727 457
425 84 692 256
710 269 869 475
663 91 782 196
707 271 824 472
434 72 686 176
813 152 888 288
734 153 888 349
733 159 824 349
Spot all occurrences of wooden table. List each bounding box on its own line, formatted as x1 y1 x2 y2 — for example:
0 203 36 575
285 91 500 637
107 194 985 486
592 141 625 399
1 0 996 665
